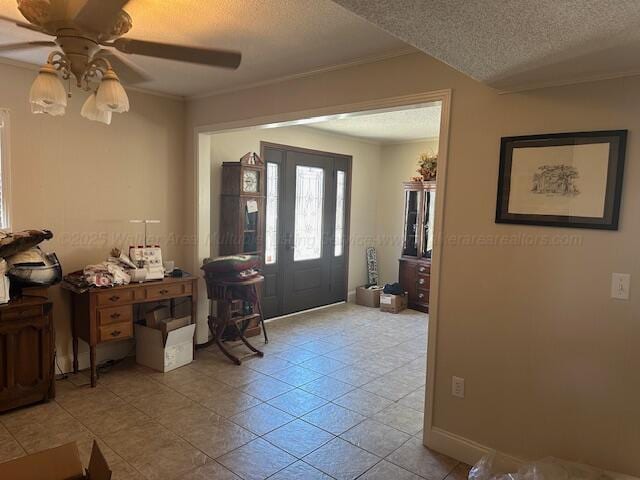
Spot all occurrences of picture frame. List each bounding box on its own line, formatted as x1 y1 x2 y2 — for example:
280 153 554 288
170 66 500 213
495 130 627 230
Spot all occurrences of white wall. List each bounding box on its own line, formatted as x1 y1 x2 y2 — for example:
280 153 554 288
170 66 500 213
0 61 186 372
377 139 439 284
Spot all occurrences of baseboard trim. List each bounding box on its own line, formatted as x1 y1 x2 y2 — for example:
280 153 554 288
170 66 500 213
426 427 524 472
56 339 136 375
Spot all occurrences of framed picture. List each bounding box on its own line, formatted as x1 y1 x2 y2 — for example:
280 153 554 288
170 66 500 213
495 130 627 230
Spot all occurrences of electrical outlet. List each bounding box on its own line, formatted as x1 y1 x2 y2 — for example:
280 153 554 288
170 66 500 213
611 273 631 300
452 376 465 398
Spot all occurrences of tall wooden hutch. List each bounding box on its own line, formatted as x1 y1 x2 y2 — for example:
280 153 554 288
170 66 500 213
399 181 435 312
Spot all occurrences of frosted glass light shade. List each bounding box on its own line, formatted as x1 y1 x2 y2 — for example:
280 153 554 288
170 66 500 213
81 92 112 125
31 102 66 116
29 63 66 114
95 69 129 113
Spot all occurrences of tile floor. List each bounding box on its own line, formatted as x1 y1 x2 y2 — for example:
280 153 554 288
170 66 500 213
0 303 469 480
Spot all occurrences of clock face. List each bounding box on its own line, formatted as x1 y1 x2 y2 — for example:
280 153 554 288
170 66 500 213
243 170 259 193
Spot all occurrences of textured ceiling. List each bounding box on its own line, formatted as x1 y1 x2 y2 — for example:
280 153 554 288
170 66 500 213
0 0 409 97
331 0 640 91
305 105 441 143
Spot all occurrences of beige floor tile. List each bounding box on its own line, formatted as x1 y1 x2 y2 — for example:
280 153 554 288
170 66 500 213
76 403 150 437
129 389 193 419
243 356 293 375
0 423 25 463
240 376 293 401
263 419 334 458
268 460 332 479
446 462 472 480
211 366 270 388
266 389 328 417
269 365 324 387
273 347 319 364
327 366 380 387
109 460 147 480
387 437 458 480
340 419 410 457
361 376 418 401
105 376 173 403
147 365 208 388
217 438 296 480
299 356 346 374
200 388 263 418
302 403 365 435
373 403 424 435
304 437 379 480
359 460 422 480
229 403 294 435
333 388 393 416
299 376 354 401
398 387 426 412
179 461 240 479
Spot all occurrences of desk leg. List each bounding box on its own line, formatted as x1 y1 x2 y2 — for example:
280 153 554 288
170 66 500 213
90 346 97 388
71 297 79 374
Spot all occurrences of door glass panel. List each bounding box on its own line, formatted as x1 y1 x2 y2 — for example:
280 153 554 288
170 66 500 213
402 190 419 256
334 170 346 256
265 162 279 264
294 165 324 261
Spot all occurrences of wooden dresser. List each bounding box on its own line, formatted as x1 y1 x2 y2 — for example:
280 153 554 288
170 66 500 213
399 258 430 312
68 276 197 387
0 296 55 413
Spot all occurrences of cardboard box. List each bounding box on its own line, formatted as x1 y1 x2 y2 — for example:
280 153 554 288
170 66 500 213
135 322 195 372
356 285 383 307
380 292 408 314
0 440 111 480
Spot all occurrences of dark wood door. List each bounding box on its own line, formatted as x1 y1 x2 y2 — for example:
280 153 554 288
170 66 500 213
261 143 351 318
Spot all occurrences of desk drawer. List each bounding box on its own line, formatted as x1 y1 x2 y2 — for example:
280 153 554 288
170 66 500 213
0 306 43 321
417 263 430 275
145 282 188 300
96 290 134 306
98 305 133 326
416 275 430 290
99 321 133 343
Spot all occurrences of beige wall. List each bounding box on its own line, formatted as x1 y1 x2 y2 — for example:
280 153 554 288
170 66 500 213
208 126 382 292
0 62 186 371
377 139 439 285
186 52 640 475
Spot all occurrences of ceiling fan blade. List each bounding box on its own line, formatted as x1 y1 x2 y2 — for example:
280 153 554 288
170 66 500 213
0 41 56 52
48 0 68 20
0 14 48 34
74 0 131 33
96 49 150 85
111 38 242 69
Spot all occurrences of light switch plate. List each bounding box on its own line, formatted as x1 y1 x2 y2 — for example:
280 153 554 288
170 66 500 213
611 273 631 300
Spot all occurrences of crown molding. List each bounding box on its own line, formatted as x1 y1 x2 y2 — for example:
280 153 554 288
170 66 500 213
188 47 418 101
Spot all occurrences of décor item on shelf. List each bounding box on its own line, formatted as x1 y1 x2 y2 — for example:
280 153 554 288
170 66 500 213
0 0 242 123
398 181 435 313
366 246 378 286
415 152 438 181
0 229 53 258
496 130 627 230
7 248 62 287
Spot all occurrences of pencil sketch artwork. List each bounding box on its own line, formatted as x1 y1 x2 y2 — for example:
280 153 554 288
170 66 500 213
531 164 580 196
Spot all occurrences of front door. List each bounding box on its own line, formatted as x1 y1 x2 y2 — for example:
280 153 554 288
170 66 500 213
261 142 351 318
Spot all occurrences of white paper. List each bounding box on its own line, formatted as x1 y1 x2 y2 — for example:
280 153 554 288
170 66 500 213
380 295 392 305
246 200 258 213
508 143 609 218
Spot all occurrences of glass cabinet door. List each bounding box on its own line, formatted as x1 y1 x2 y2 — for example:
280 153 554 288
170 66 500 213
422 190 436 258
402 190 419 256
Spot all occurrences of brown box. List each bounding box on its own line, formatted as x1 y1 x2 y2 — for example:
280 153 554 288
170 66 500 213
0 440 111 480
356 285 383 307
379 292 408 314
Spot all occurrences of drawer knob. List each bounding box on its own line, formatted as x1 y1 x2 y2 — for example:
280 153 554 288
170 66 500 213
110 330 121 337
159 289 169 295
418 278 425 285
418 293 425 299
110 313 121 319
109 295 120 302
419 267 426 272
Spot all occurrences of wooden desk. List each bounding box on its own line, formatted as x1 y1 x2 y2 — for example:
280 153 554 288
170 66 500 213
0 296 55 412
69 276 197 387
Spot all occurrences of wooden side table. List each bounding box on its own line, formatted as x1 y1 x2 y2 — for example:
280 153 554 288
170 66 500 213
204 275 268 365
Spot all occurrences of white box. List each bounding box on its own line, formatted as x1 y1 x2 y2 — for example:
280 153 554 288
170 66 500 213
135 323 196 372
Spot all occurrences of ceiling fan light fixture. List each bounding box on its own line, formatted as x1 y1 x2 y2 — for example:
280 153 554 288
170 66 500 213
95 68 129 113
29 62 67 114
81 92 112 125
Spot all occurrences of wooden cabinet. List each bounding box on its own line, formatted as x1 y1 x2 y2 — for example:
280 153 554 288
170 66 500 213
399 181 435 313
0 297 55 413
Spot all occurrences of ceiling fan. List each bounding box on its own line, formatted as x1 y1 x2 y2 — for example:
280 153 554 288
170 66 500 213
0 0 242 124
